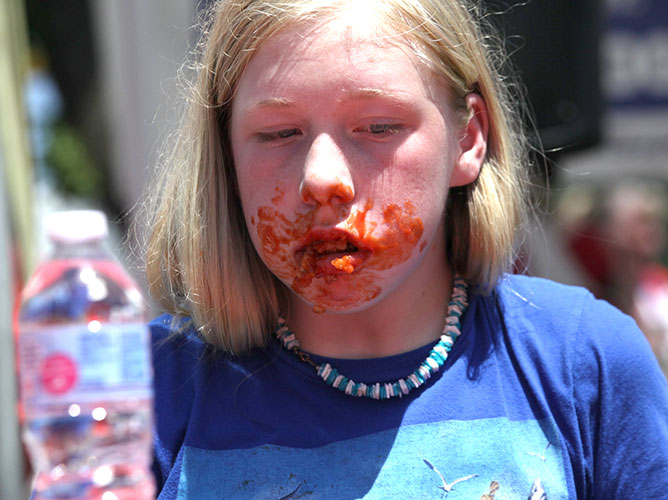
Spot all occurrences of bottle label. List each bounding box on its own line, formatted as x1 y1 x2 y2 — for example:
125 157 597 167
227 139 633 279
19 323 152 410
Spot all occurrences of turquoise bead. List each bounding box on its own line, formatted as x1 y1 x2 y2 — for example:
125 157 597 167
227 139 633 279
326 368 339 385
430 352 446 365
415 371 425 384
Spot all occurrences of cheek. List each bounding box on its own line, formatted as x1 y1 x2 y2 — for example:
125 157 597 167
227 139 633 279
361 201 425 270
371 162 450 238
246 187 307 276
235 153 295 242
385 134 454 202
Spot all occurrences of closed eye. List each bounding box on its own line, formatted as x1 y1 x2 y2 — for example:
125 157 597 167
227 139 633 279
256 128 302 144
354 123 405 136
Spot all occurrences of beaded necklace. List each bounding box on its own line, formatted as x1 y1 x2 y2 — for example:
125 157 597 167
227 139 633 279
274 277 469 400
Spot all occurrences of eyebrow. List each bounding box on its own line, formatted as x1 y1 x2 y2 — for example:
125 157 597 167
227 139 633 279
247 97 294 111
337 88 410 106
246 88 411 112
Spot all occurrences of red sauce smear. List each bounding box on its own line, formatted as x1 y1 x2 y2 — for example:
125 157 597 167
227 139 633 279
254 195 423 312
331 255 355 273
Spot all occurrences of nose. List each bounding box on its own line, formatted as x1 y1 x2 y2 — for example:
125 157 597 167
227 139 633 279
299 134 355 206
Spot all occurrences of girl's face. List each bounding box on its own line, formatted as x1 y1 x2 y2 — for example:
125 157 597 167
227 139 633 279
230 11 483 313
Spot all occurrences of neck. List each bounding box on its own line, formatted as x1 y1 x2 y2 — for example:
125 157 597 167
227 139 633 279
286 237 454 359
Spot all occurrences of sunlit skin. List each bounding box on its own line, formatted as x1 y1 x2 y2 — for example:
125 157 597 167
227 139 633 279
230 8 488 357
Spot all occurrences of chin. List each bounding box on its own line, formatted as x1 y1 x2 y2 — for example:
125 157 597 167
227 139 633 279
287 271 385 314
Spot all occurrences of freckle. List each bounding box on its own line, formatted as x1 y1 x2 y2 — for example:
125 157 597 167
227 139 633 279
313 305 326 314
251 216 256 225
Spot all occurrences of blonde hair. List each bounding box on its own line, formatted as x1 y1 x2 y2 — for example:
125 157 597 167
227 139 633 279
144 0 530 353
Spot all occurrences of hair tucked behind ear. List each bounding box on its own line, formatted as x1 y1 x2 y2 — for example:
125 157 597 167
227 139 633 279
396 0 530 289
142 0 531 354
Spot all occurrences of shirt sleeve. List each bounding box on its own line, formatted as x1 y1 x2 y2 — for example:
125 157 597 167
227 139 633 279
573 293 668 499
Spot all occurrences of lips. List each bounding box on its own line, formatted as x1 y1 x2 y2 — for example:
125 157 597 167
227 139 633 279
294 229 370 285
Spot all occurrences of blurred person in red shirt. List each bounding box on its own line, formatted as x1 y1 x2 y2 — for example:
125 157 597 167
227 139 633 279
567 179 668 376
603 181 668 375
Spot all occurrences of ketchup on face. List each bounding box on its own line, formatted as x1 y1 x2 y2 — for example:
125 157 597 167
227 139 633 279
254 198 423 290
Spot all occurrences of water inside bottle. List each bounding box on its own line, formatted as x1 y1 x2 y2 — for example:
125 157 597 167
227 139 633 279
18 251 155 500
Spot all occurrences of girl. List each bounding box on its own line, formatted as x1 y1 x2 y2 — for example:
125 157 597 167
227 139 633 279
144 0 668 498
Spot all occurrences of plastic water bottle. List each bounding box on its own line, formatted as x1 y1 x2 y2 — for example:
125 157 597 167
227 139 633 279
16 210 155 500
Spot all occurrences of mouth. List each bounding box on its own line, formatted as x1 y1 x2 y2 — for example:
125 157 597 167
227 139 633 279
294 230 370 285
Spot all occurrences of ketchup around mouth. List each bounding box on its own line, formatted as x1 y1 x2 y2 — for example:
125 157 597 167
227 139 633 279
251 192 424 311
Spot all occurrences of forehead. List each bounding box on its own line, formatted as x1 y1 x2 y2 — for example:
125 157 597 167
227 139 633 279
232 9 442 104
262 4 411 58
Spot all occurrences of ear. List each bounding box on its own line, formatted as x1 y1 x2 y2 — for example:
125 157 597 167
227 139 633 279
450 93 489 187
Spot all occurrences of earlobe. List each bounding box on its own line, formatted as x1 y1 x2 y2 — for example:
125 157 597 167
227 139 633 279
451 93 489 187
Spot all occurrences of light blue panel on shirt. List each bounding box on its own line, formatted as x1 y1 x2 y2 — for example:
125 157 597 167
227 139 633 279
177 417 567 499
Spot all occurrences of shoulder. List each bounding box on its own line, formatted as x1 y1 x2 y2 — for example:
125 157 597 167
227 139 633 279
149 314 215 385
496 274 602 320
149 313 204 410
149 313 204 348
494 274 630 341
492 274 658 379
492 275 668 495
148 315 210 425
489 274 666 426
148 312 280 422
149 313 230 408
149 314 225 489
490 273 663 390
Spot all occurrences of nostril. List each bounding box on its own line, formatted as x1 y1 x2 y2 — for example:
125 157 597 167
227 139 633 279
298 179 313 204
299 177 355 205
332 183 354 204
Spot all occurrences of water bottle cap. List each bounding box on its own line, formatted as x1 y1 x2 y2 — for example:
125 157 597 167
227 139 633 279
45 210 109 243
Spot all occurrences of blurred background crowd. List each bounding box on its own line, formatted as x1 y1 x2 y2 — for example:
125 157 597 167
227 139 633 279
1 0 667 498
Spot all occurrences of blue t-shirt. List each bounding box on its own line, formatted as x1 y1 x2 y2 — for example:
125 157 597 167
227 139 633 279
150 275 668 499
